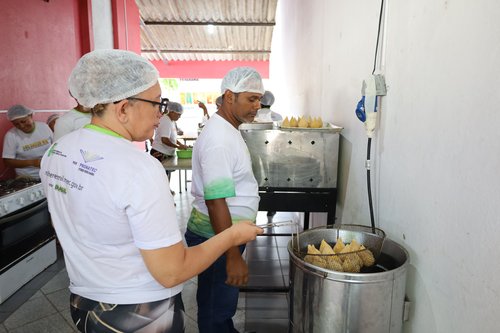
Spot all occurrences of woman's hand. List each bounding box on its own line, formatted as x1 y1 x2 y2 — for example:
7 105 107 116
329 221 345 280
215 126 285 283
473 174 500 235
229 221 263 246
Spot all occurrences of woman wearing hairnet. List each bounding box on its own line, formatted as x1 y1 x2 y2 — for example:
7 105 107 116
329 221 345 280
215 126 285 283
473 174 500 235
39 49 262 333
151 101 189 161
2 104 53 179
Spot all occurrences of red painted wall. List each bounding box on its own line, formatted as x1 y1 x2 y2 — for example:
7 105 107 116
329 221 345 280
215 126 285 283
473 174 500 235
0 0 87 110
154 60 270 79
111 0 141 52
0 0 90 179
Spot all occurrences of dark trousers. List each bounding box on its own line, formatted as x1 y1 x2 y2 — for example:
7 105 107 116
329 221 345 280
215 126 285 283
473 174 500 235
184 229 245 333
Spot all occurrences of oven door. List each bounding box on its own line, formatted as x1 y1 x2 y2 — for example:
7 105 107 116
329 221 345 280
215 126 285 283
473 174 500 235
0 199 54 270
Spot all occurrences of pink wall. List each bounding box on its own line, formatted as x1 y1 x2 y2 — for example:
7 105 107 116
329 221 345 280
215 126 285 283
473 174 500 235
0 0 86 110
112 0 141 52
154 60 269 79
0 0 88 179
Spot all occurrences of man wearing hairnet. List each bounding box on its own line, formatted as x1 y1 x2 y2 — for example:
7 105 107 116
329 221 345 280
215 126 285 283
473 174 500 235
255 90 283 122
39 50 262 333
185 67 264 332
2 104 53 179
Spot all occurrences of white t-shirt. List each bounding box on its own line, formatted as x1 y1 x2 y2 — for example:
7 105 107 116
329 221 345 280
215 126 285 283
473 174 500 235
53 108 92 141
40 125 182 304
255 107 283 122
151 115 176 156
2 121 53 178
188 113 260 238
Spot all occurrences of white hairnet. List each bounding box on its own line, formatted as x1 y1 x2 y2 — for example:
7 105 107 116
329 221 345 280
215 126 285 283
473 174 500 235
167 102 183 114
68 49 159 108
215 95 223 106
46 114 60 125
220 67 265 95
261 90 275 106
7 105 33 121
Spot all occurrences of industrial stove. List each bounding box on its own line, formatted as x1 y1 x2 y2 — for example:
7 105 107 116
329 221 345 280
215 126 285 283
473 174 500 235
241 123 342 228
0 178 56 304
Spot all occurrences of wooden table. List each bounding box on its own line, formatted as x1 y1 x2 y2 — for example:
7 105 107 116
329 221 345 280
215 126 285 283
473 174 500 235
162 156 192 193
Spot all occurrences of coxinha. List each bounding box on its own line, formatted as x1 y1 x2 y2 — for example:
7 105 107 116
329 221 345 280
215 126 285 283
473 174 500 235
282 116 324 128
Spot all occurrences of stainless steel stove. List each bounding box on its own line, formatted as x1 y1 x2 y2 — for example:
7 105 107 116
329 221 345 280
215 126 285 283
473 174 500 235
0 179 45 217
0 178 56 304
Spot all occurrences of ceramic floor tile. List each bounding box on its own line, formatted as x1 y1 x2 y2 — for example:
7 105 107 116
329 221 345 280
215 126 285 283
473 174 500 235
246 247 280 261
7 313 75 333
245 293 288 319
60 309 78 331
245 318 289 333
40 268 70 294
3 295 57 330
45 288 71 312
247 260 283 276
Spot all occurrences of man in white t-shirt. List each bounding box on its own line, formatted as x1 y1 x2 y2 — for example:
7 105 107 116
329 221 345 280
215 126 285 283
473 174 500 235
39 50 262 333
2 104 53 179
53 101 92 141
185 67 265 333
255 90 282 122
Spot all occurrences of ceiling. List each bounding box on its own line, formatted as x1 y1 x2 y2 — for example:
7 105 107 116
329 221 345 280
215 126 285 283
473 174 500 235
135 0 278 62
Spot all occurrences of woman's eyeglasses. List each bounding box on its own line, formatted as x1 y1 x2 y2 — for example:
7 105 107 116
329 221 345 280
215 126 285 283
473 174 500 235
114 97 169 114
127 97 169 114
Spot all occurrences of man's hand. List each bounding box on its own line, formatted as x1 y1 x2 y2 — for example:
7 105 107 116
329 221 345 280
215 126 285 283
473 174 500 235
225 248 248 286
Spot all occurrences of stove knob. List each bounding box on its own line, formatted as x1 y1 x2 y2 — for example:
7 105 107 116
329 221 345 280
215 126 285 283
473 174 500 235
1 203 8 213
17 197 25 205
30 192 36 201
38 190 44 197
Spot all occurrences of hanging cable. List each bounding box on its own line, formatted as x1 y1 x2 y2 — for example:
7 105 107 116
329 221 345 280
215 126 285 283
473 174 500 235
366 0 385 233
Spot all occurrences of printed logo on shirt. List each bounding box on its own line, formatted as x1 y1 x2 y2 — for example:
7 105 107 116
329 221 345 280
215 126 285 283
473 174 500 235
80 149 103 163
47 143 67 158
22 139 50 151
78 149 103 176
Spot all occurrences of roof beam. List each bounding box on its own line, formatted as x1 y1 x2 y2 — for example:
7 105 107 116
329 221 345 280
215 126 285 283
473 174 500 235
142 21 275 27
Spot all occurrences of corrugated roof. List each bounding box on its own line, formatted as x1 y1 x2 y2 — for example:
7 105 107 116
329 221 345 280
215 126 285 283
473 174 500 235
136 0 278 62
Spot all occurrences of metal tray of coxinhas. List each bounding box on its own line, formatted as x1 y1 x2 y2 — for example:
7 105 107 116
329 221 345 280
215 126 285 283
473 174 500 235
279 122 343 132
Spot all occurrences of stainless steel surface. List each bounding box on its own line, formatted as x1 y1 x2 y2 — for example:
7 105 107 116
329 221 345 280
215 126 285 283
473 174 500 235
288 227 409 333
240 126 342 188
239 122 274 130
0 181 45 218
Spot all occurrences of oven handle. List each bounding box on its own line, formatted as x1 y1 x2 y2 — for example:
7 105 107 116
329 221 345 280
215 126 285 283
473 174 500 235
0 199 48 224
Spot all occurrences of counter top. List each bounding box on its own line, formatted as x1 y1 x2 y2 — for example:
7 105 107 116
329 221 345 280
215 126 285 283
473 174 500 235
161 156 192 171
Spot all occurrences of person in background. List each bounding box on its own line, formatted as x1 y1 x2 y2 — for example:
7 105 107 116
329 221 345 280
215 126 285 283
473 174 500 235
2 104 53 179
53 100 92 141
197 101 210 129
40 49 262 333
197 101 211 119
150 102 189 162
255 90 282 122
46 113 60 132
185 67 264 333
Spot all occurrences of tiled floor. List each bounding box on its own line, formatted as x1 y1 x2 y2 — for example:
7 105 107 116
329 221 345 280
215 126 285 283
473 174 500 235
0 170 299 332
